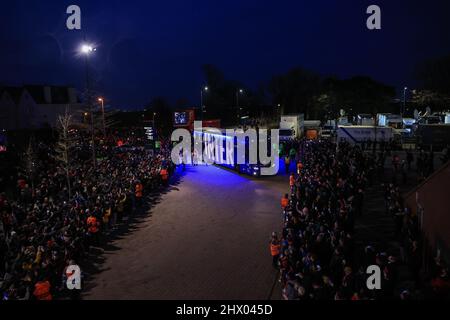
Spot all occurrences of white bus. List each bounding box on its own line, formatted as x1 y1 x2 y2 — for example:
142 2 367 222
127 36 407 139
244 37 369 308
337 125 393 144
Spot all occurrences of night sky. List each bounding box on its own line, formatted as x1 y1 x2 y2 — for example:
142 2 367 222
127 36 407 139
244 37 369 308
1 0 450 109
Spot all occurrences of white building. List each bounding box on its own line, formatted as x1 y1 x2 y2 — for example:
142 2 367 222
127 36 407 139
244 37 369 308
0 85 84 130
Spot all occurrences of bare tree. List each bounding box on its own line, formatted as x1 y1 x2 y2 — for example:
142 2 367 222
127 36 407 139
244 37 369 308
22 137 37 195
55 110 75 200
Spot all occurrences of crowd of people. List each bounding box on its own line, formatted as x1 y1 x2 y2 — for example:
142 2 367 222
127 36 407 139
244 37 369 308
1 125 448 301
384 173 450 299
272 138 434 300
0 128 174 300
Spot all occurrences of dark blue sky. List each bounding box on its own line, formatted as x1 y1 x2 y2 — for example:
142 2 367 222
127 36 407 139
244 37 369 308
1 0 450 109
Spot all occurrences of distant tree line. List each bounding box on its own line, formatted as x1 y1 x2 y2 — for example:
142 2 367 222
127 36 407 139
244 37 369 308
199 64 396 124
140 54 450 127
412 55 450 111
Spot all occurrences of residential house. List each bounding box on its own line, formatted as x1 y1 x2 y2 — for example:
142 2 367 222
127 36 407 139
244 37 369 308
0 85 84 130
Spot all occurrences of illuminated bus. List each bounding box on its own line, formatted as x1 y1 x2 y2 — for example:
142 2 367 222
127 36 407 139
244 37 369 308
193 128 274 176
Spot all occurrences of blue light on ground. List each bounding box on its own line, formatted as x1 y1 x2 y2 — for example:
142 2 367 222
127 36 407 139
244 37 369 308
176 157 292 183
278 158 296 175
191 165 251 186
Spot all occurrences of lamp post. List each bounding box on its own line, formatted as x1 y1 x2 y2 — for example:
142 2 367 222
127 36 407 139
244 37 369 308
98 97 106 136
81 43 96 168
200 86 208 121
403 86 408 117
236 89 243 124
152 112 157 148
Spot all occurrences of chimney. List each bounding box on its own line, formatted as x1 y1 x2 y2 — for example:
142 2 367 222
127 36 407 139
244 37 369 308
44 86 52 104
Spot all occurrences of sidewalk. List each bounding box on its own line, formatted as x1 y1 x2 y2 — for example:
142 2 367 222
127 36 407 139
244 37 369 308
354 150 442 297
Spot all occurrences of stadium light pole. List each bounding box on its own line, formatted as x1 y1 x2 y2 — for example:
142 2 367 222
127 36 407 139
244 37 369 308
81 43 97 168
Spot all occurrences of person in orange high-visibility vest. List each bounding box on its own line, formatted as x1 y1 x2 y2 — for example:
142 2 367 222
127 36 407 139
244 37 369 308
281 194 289 209
297 161 303 175
33 280 52 300
87 215 99 234
87 214 100 246
289 173 295 191
135 182 143 208
135 182 143 199
160 168 169 186
270 234 281 268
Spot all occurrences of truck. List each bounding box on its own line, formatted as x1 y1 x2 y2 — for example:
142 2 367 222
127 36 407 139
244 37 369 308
322 117 350 138
377 113 403 129
337 125 394 144
416 124 450 150
321 121 335 138
279 114 304 141
377 113 408 138
303 120 322 140
356 114 376 126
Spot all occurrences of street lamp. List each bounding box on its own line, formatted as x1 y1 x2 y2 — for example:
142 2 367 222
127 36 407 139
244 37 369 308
276 104 281 118
236 89 244 124
403 87 408 116
81 43 97 168
200 86 208 120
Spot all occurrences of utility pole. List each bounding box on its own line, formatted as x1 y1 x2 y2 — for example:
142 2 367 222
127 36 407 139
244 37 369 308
81 40 97 169
200 86 208 121
403 86 408 117
236 89 243 125
98 98 106 137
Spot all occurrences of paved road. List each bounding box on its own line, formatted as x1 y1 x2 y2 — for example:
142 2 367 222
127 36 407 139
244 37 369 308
83 165 287 300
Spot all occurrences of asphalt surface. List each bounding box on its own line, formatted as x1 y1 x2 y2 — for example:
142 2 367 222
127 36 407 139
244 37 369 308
83 165 287 300
81 150 447 300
